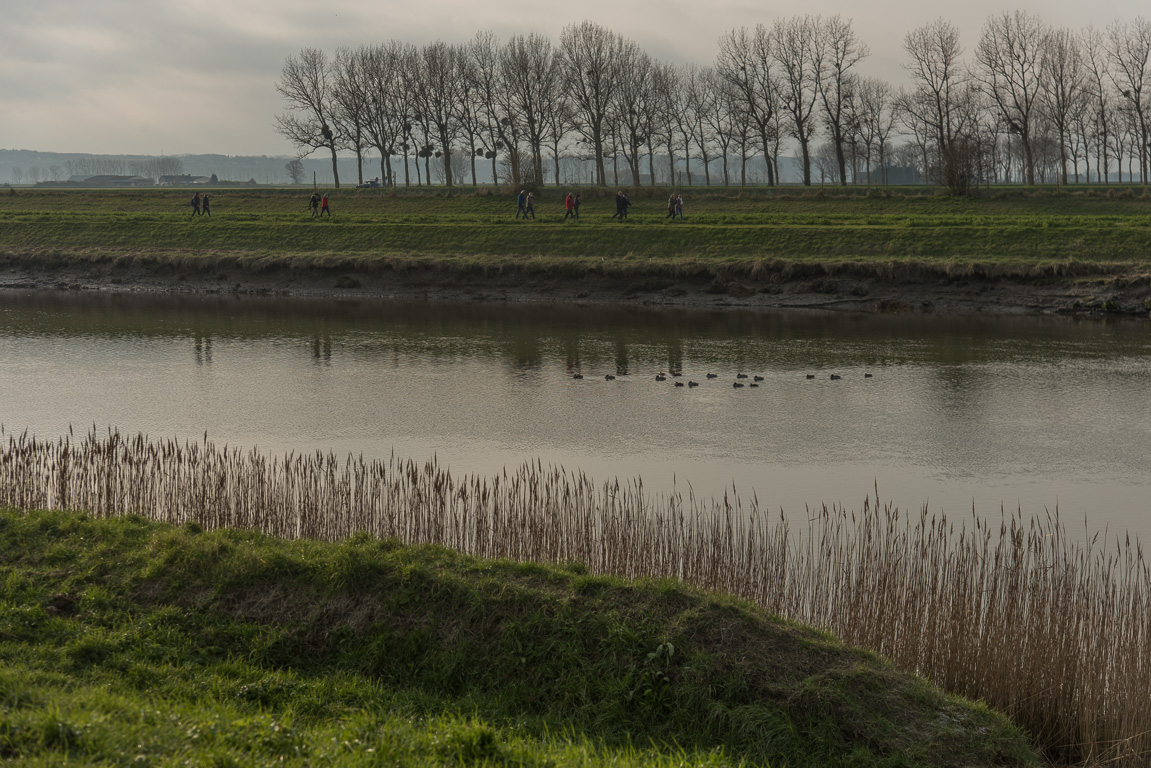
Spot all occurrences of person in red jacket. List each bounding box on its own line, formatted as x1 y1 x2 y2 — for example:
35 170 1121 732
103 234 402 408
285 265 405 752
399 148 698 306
320 192 331 218
563 192 575 220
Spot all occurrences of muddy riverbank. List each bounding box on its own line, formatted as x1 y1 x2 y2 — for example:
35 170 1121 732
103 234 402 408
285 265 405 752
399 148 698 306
2 254 1149 317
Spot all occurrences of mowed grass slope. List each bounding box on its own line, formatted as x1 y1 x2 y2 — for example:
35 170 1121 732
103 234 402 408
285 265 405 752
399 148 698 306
1 187 1150 277
0 508 1038 767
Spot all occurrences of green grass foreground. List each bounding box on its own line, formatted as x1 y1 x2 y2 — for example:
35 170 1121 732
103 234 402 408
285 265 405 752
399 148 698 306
0 508 1038 767
1 187 1150 281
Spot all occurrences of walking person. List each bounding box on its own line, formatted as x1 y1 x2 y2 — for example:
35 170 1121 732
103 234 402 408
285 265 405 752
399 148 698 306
611 191 624 220
320 192 331 218
201 194 211 217
573 193 581 219
525 191 535 220
664 194 676 219
620 191 631 219
563 192 575 220
675 194 684 220
515 189 527 219
309 191 320 218
190 192 201 217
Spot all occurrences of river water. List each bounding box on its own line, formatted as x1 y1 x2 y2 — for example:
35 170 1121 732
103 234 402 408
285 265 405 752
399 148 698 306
1 290 1148 539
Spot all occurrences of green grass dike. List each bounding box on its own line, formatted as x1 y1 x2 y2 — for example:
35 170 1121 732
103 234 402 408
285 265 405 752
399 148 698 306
0 508 1038 767
1 187 1150 294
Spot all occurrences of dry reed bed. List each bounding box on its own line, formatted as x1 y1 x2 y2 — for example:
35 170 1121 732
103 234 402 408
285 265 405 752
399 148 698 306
1 427 1147 766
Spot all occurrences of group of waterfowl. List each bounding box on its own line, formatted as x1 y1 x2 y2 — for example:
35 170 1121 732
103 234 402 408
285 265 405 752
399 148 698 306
572 371 873 386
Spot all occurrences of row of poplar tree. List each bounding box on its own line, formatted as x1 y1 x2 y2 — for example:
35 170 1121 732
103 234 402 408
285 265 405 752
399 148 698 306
275 16 1151 193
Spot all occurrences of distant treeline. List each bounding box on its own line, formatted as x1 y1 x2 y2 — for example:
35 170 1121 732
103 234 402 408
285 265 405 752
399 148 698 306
0 149 362 187
275 15 1151 193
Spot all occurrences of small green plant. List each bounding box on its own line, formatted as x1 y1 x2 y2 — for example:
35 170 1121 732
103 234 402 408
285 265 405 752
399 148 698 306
625 641 677 714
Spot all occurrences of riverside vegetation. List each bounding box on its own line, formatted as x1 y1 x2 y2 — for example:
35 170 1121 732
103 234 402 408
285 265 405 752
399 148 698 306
1 187 1151 299
1 429 1147 766
0 507 1037 768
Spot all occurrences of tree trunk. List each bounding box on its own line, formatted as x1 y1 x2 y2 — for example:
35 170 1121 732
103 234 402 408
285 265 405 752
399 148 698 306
593 129 607 186
683 135 692 186
442 148 453 188
799 138 811 186
328 145 341 189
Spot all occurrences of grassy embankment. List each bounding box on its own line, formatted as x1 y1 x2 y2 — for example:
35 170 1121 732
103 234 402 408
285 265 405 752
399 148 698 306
0 508 1038 767
3 430 1148 765
1 187 1150 285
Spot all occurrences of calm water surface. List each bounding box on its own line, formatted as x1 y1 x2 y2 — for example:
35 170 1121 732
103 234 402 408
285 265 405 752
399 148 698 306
1 291 1149 538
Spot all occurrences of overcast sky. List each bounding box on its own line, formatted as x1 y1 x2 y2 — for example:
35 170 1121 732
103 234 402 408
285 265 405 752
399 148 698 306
0 0 1142 157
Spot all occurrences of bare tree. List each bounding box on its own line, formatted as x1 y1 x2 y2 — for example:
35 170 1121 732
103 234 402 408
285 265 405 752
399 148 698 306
333 46 374 185
680 64 712 185
413 42 466 186
816 16 870 185
560 21 624 186
1107 18 1151 182
903 19 967 156
469 31 517 186
359 41 410 187
855 76 898 184
503 33 561 186
276 47 343 188
609 39 655 186
901 19 985 191
701 69 740 186
716 25 780 186
285 159 306 184
1082 27 1115 182
453 46 485 185
1040 27 1087 184
542 84 574 186
973 11 1046 184
773 16 821 185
